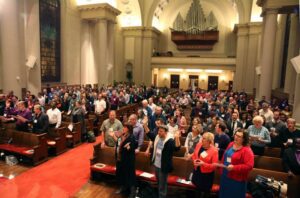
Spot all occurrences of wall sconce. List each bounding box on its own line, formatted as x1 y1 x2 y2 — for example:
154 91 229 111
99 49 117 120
182 74 187 80
163 73 168 80
220 76 226 82
200 75 206 81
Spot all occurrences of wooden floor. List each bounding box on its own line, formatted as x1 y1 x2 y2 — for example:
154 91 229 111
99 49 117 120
0 160 196 198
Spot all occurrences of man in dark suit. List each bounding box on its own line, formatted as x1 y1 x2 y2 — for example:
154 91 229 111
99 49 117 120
226 112 243 139
32 104 49 134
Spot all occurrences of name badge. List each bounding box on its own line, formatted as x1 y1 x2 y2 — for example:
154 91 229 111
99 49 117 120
109 128 113 132
200 151 208 158
156 149 162 155
215 143 219 148
287 139 293 144
3 113 7 117
34 119 37 123
226 157 231 163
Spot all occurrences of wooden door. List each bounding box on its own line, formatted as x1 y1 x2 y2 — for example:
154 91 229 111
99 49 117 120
208 76 218 90
170 75 180 89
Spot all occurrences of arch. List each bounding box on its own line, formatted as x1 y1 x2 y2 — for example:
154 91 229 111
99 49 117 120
117 0 142 27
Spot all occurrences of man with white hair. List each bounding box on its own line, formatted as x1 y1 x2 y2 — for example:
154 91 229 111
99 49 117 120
247 115 271 155
150 106 166 130
142 99 152 117
128 114 144 152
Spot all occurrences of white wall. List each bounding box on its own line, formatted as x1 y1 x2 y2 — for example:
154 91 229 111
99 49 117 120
61 0 81 85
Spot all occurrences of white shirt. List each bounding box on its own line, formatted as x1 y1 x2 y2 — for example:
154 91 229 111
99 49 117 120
38 96 45 106
149 103 157 112
46 108 62 128
94 99 106 114
259 109 274 123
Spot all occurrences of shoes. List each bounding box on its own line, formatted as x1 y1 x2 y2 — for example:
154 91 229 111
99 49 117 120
115 187 125 194
128 186 136 198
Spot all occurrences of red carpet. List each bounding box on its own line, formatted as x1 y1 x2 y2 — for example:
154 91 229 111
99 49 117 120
0 136 103 198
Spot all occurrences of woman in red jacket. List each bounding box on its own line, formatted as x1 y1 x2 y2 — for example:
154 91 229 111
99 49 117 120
191 132 218 198
219 129 254 198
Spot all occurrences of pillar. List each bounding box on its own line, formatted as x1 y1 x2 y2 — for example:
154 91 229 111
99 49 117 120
258 9 278 101
233 24 248 92
107 21 115 83
0 0 26 97
97 19 108 86
294 73 300 128
284 14 300 103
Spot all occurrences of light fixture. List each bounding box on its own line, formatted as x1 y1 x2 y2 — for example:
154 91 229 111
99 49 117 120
182 74 187 80
200 75 206 81
205 70 223 73
163 73 168 80
220 76 226 82
167 68 183 72
186 69 203 73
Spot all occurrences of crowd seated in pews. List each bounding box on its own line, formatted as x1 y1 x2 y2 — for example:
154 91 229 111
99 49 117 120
0 84 300 196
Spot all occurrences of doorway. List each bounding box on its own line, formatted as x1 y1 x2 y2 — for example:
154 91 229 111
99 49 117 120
170 75 180 89
208 76 218 90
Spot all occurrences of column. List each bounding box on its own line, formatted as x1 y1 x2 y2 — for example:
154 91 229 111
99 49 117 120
81 21 90 84
272 14 287 89
0 0 25 97
284 14 300 103
96 19 108 86
246 23 262 94
294 74 300 128
233 24 248 92
107 21 115 83
258 9 278 101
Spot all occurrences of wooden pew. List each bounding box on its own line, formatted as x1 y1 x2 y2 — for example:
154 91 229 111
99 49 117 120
0 129 48 165
264 147 281 158
254 155 284 172
62 122 81 147
46 127 68 155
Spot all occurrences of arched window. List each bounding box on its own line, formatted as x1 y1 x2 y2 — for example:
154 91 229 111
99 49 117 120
39 0 60 82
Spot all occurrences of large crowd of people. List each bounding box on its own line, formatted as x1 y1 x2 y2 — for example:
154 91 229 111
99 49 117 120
0 83 299 198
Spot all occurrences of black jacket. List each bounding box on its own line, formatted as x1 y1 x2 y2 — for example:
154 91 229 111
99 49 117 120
115 134 137 187
32 112 49 133
147 132 180 173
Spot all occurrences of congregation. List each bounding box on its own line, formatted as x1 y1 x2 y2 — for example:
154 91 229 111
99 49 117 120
0 82 299 198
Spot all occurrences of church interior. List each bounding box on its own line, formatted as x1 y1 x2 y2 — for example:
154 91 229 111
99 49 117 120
0 0 300 197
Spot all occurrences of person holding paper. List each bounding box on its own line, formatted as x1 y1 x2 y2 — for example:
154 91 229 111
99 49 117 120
109 123 137 198
279 118 300 153
191 132 218 198
247 115 271 155
219 129 254 198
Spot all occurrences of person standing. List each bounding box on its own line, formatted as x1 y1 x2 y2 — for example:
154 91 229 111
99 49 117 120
147 125 181 198
32 104 49 134
109 123 137 198
101 110 123 147
219 129 254 198
191 132 218 198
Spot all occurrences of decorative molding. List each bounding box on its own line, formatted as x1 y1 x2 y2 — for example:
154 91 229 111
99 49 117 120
78 3 121 21
151 57 236 68
122 26 161 38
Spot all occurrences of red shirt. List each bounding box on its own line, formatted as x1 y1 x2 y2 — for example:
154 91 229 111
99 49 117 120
192 143 218 173
221 142 254 181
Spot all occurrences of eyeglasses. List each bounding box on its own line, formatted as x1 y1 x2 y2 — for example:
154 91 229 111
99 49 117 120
234 134 243 138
